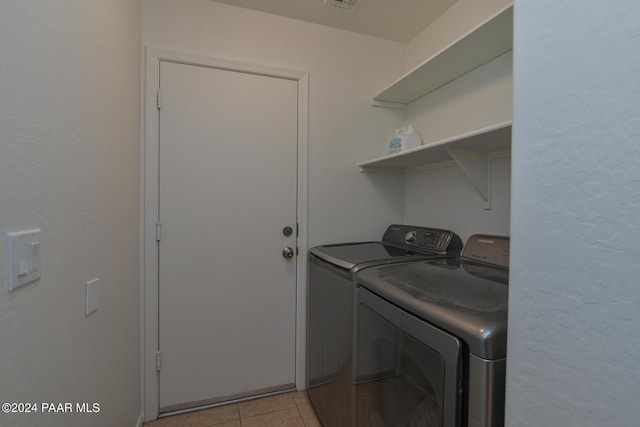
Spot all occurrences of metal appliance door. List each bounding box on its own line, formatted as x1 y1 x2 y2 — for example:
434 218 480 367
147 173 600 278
307 255 356 427
356 287 462 427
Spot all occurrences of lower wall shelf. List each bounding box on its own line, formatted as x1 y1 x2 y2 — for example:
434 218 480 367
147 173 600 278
358 121 512 209
358 121 512 172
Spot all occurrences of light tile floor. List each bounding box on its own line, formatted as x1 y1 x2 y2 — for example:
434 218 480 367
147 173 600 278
144 391 321 427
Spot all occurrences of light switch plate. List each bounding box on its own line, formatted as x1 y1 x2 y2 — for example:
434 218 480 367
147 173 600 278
6 229 42 292
85 278 100 316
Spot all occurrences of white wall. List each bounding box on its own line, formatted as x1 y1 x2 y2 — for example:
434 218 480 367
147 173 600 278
406 0 512 70
142 0 408 247
0 2 141 427
406 52 512 146
401 0 513 241
404 154 511 242
507 1 640 426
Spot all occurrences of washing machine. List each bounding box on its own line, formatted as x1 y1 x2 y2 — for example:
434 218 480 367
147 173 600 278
307 224 463 427
354 234 509 427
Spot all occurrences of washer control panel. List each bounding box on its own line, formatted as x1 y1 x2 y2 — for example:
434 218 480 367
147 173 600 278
383 224 462 253
404 231 417 243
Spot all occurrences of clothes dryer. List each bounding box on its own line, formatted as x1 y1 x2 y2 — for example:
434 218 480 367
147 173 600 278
354 235 509 427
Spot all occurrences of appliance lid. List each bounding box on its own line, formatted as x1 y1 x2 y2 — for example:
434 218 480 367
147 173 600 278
356 259 508 359
309 241 439 271
309 224 463 271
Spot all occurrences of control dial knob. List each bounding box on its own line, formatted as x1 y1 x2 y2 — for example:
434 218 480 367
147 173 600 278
404 231 417 244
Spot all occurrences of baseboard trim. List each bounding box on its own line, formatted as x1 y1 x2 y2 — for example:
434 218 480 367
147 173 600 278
135 413 144 427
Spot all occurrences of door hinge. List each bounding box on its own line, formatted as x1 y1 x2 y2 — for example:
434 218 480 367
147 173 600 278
296 223 299 237
157 88 162 110
156 351 161 372
156 222 162 242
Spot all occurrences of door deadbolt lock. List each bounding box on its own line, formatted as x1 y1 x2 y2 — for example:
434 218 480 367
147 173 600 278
282 247 295 259
282 226 293 237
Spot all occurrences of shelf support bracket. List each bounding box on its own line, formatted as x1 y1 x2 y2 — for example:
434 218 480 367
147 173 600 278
448 149 492 210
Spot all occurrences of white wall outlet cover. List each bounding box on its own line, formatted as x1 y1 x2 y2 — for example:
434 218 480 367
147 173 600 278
6 229 42 292
85 278 100 316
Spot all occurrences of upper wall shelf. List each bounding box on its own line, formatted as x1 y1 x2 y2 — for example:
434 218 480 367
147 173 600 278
371 4 513 110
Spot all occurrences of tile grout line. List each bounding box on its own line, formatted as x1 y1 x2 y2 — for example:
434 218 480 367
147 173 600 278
294 394 317 427
293 401 306 427
146 391 319 427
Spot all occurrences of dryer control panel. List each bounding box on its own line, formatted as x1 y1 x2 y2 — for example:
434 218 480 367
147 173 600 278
462 234 510 268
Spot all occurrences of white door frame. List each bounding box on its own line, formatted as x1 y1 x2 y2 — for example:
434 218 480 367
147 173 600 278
141 47 309 421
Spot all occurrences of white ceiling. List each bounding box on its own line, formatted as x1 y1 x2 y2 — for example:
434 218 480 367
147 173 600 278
211 0 459 43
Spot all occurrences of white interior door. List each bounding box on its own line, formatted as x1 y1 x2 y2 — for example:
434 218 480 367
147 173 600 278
157 60 298 412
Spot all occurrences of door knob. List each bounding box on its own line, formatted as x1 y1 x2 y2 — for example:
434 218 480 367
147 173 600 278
282 247 295 259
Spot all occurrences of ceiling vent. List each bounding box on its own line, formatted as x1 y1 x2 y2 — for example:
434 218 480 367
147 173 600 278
323 0 360 12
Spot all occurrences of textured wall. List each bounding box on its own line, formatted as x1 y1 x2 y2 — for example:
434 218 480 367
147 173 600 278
507 1 640 426
0 1 141 426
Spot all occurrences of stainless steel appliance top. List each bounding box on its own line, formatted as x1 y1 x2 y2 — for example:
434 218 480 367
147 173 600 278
355 235 510 360
309 224 463 273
